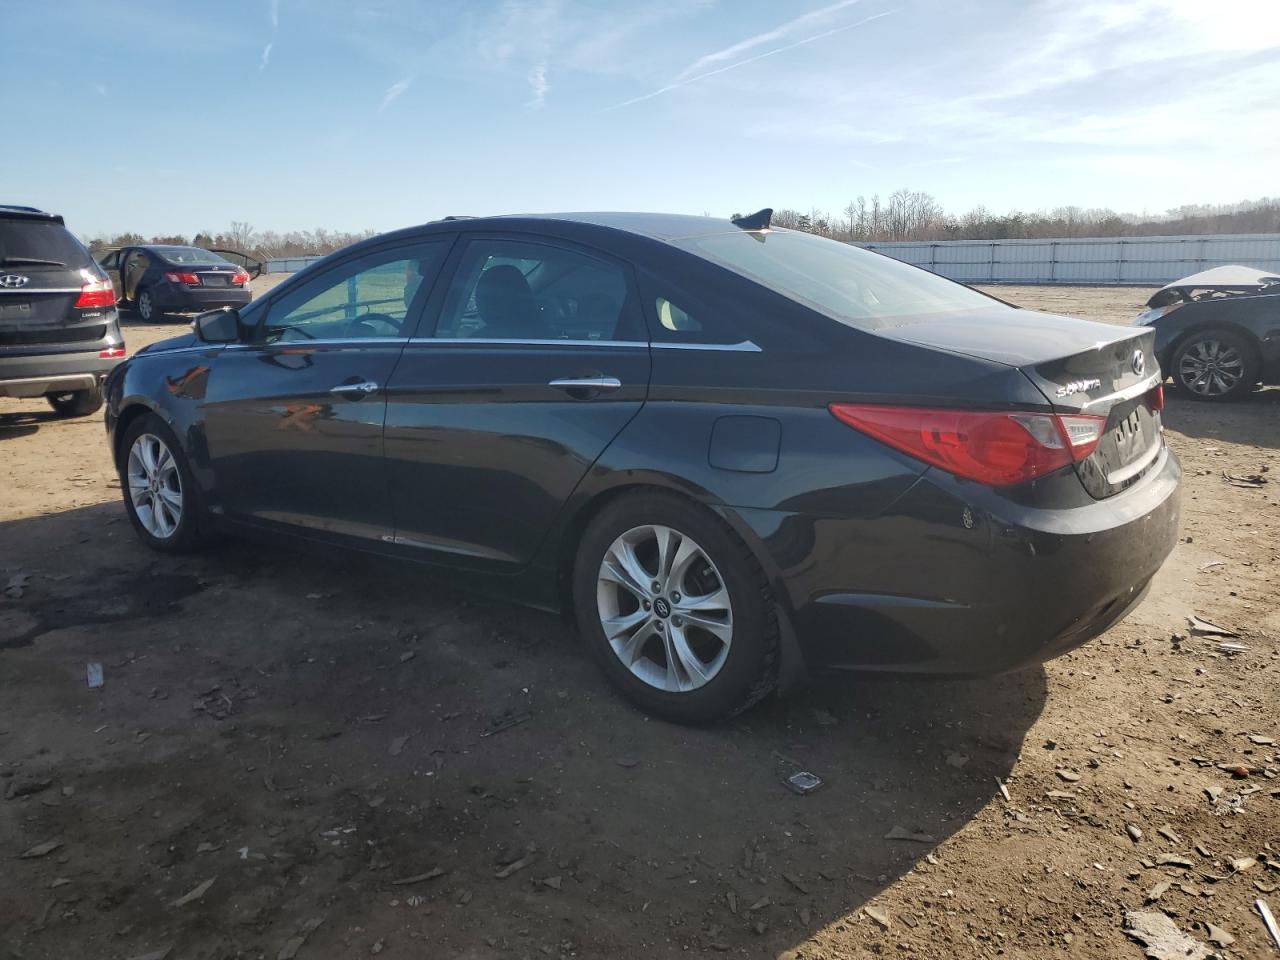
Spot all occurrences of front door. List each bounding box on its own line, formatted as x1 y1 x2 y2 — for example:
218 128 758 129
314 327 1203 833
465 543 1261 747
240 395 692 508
384 235 651 571
202 239 452 545
97 249 123 300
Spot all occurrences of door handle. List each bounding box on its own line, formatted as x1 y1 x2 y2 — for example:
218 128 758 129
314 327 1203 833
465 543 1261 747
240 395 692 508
330 380 380 399
549 375 622 394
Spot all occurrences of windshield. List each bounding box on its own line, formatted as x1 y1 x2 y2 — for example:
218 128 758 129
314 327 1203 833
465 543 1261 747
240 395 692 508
674 229 996 330
153 246 229 265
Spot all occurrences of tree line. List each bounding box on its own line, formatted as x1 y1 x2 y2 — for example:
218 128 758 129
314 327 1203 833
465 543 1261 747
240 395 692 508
83 195 1280 258
84 222 377 260
750 193 1280 242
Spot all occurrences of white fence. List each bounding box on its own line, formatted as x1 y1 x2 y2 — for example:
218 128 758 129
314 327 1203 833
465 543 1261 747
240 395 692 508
855 233 1280 285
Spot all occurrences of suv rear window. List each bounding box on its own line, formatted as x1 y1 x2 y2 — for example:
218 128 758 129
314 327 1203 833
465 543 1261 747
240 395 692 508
0 219 93 269
673 229 994 330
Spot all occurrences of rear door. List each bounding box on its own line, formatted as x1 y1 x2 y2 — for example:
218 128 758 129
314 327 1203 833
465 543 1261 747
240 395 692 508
383 234 651 571
202 239 452 545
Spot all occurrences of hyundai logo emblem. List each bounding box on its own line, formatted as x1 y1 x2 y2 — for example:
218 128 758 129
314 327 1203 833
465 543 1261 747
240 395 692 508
1131 350 1145 376
653 597 671 619
0 274 30 289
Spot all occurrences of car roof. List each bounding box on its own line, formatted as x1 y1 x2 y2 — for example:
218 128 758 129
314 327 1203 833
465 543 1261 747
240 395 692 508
423 211 747 242
0 205 65 225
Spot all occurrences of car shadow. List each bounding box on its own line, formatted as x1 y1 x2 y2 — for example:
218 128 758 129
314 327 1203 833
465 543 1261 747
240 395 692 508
0 407 61 439
1161 385 1280 451
0 502 1048 957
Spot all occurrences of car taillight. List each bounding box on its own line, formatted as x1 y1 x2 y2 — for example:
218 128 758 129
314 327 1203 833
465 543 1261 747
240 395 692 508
74 277 116 309
1147 382 1165 412
99 346 127 359
232 270 250 286
165 271 201 285
828 404 1106 487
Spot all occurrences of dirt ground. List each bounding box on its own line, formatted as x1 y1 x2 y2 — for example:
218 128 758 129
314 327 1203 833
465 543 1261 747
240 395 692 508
1 284 1277 960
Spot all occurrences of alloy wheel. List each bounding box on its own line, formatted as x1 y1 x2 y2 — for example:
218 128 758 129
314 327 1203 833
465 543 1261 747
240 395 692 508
1177 338 1245 397
596 524 734 693
137 290 153 321
126 433 183 539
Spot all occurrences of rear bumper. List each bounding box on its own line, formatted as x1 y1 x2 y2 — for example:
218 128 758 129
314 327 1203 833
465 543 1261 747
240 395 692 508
0 350 121 398
151 283 251 312
737 446 1182 674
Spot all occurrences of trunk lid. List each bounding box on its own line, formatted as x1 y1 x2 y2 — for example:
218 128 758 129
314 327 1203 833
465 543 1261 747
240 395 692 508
877 307 1164 498
0 217 110 349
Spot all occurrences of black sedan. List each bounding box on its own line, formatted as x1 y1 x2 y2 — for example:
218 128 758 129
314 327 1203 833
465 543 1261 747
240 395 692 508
1134 265 1280 401
104 211 1181 722
97 244 252 321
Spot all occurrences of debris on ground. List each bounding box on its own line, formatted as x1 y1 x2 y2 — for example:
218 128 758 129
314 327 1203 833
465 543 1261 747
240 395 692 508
864 905 891 929
480 711 530 737
784 771 824 795
884 825 936 843
391 867 445 885
277 917 325 960
1122 910 1211 960
1257 899 1280 951
170 877 215 907
494 853 536 879
5 573 31 599
388 735 410 757
18 839 62 859
1187 615 1238 637
86 661 104 689
1205 922 1234 948
1222 470 1268 488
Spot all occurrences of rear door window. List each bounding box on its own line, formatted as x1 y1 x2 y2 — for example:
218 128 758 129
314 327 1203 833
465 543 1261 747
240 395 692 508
430 238 639 342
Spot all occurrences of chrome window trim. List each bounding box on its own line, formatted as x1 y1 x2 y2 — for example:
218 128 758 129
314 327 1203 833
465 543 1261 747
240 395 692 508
224 337 411 350
405 337 761 352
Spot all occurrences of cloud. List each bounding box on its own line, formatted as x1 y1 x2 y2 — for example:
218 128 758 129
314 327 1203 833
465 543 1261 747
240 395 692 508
605 9 898 111
378 77 412 112
92 82 108 97
675 0 863 81
527 61 549 109
269 0 279 30
259 41 273 71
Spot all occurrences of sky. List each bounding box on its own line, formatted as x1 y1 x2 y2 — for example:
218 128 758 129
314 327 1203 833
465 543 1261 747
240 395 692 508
3 0 1278 237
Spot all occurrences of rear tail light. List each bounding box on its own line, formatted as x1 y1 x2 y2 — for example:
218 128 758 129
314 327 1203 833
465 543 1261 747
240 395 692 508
232 270 250 286
828 404 1106 487
99 346 126 359
1147 382 1165 412
74 277 116 309
165 271 201 285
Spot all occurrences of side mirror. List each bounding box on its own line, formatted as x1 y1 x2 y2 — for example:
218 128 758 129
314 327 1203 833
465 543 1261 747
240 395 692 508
193 308 241 344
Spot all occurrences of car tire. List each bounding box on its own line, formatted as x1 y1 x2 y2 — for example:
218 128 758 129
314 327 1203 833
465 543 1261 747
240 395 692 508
1170 328 1259 401
572 491 778 724
136 288 164 322
46 382 104 417
117 413 204 553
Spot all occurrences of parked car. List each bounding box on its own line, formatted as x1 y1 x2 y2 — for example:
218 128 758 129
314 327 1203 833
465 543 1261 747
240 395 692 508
104 210 1180 722
1134 265 1280 401
96 244 252 322
0 205 124 417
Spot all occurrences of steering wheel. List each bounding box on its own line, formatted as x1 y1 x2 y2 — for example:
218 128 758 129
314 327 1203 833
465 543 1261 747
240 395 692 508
346 312 401 338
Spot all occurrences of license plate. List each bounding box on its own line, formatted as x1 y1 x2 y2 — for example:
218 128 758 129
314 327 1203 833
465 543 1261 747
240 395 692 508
0 301 32 319
1113 408 1145 464
201 273 228 286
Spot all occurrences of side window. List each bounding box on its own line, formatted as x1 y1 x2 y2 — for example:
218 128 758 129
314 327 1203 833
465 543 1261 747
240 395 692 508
432 239 635 341
97 251 120 270
258 242 447 344
641 272 744 345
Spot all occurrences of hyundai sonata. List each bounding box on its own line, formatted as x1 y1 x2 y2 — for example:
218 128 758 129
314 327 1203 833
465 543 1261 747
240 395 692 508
104 210 1180 722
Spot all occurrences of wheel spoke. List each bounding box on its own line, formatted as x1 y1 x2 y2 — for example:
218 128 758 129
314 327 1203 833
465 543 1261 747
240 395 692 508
667 538 702 593
602 607 649 641
615 619 658 667
600 539 653 601
668 625 711 689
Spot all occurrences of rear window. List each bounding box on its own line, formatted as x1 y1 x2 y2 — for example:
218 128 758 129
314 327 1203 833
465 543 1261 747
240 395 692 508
673 230 994 330
152 246 229 265
0 219 93 269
